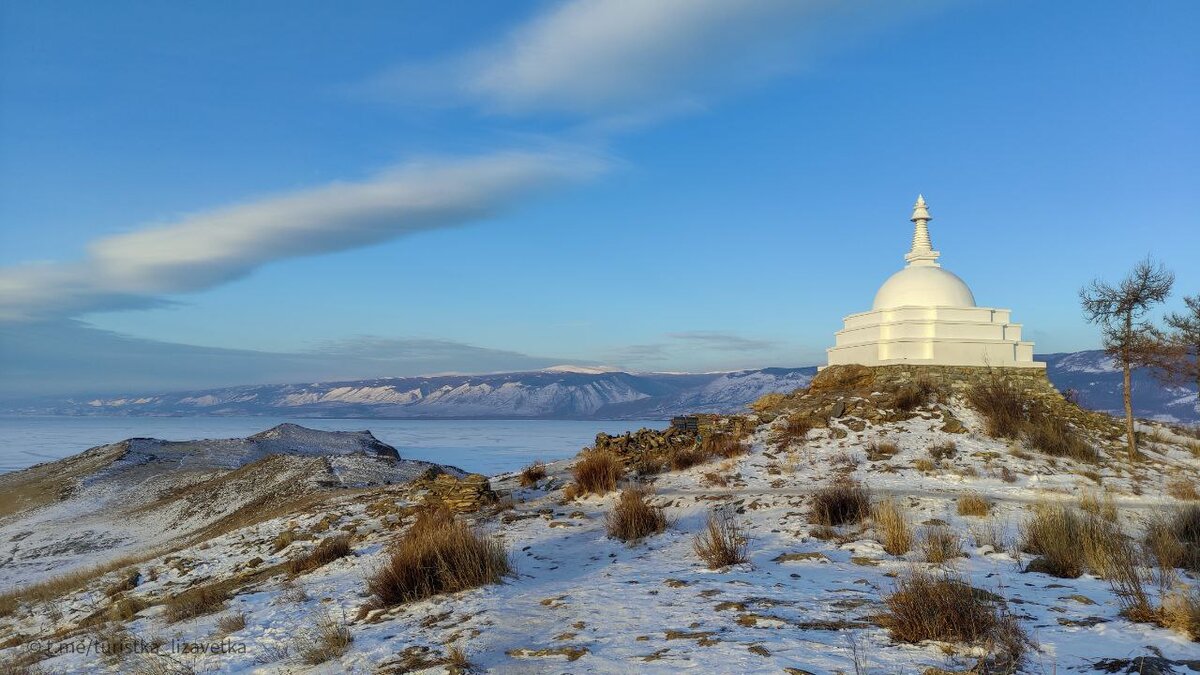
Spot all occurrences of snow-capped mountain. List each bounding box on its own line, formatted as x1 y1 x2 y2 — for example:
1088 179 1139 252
4 352 1195 422
1041 351 1198 423
4 368 817 419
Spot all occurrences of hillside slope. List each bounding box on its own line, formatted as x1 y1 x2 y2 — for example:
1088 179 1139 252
0 424 457 588
2 369 1198 673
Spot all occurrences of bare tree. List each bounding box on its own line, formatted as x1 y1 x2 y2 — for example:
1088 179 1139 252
1079 257 1174 460
1160 294 1200 409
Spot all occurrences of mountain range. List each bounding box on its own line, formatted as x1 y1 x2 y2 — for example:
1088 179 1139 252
3 351 1196 423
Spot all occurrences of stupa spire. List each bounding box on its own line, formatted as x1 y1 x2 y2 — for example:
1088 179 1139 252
905 193 941 267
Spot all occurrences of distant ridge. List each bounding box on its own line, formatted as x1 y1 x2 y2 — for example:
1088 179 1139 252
2 351 1195 422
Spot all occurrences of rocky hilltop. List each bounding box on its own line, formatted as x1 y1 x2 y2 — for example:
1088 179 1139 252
0 425 468 588
1 367 1198 673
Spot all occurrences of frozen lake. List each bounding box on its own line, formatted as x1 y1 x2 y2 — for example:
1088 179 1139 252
0 416 665 476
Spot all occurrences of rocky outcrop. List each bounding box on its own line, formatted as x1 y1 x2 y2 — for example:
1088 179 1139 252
418 473 497 513
770 364 1125 441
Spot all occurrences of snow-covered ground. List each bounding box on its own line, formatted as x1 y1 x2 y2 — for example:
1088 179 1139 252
2 396 1198 673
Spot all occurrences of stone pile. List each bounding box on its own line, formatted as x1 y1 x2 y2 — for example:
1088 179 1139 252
418 473 497 513
592 427 698 457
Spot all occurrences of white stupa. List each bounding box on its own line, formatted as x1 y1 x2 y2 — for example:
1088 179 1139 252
826 196 1044 369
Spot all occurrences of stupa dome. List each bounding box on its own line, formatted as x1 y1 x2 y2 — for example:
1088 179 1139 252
825 194 1044 369
873 265 975 310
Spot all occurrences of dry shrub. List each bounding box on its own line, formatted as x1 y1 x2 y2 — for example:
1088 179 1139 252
1099 526 1156 622
693 507 749 569
217 611 247 634
865 441 899 462
272 528 308 553
164 583 229 623
1025 413 1097 462
1021 503 1086 578
872 498 912 556
297 611 353 665
1161 586 1200 641
1144 513 1186 590
970 518 1011 553
571 450 622 496
1145 506 1200 574
883 572 1027 669
1079 492 1117 521
809 480 871 527
702 434 746 460
913 458 935 473
957 493 991 517
773 415 814 447
967 378 1026 439
366 505 511 607
702 472 729 487
444 645 472 673
1168 477 1200 501
920 524 964 564
892 378 937 412
667 444 709 471
287 534 354 576
1022 502 1142 582
606 486 667 543
109 595 150 621
929 441 958 461
104 569 140 598
519 461 547 488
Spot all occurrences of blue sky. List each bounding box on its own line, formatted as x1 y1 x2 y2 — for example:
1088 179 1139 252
1 0 1197 398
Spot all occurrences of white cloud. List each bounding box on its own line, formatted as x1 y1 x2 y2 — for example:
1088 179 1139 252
0 150 605 321
368 0 938 116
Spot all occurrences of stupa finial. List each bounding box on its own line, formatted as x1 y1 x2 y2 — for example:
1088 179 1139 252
905 193 940 266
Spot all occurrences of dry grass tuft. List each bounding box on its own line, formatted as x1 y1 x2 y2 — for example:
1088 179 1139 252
1022 502 1141 582
571 450 623 496
957 493 992 517
1161 586 1200 641
1168 477 1200 501
296 611 353 665
773 415 815 447
883 572 1027 668
164 583 229 623
865 441 900 462
1079 492 1117 521
287 534 354 576
967 378 1026 439
913 458 935 473
919 524 964 564
606 486 667 543
444 645 472 673
1021 502 1087 578
891 378 938 412
872 498 912 556
518 461 547 488
929 441 958 461
693 507 749 569
217 611 248 634
809 480 871 527
702 433 747 460
1144 505 1200 575
1025 413 1097 462
366 505 511 607
667 444 710 471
